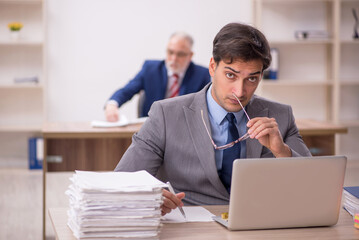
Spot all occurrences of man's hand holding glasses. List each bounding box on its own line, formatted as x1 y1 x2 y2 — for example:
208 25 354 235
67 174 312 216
202 92 292 157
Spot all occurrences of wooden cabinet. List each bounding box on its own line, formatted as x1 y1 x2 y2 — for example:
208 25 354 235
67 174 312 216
337 0 359 161
253 0 358 159
0 0 45 164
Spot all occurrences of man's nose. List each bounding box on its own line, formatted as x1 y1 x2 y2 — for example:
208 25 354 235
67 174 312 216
172 53 179 62
233 81 245 97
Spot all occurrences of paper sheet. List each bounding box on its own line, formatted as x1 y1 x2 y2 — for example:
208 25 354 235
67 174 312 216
91 116 147 128
72 170 167 191
162 206 215 223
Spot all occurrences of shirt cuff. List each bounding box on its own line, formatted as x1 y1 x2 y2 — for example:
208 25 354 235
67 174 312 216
107 100 119 107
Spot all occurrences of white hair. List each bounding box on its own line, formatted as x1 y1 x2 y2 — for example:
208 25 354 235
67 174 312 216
169 32 194 48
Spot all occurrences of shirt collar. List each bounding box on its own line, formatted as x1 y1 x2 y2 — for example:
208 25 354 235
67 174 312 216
206 84 245 125
166 61 189 79
167 68 185 79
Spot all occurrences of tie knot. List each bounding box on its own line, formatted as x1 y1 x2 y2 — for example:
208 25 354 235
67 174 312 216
172 73 179 79
225 113 236 124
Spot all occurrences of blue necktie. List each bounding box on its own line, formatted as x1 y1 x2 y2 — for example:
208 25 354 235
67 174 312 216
220 113 240 193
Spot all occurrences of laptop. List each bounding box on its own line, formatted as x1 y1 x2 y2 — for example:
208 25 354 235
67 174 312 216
213 155 347 230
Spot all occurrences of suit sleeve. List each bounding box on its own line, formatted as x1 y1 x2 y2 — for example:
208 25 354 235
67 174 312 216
283 106 312 157
108 62 148 107
114 101 165 175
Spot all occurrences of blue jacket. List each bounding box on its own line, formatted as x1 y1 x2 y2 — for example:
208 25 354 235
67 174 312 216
109 60 211 117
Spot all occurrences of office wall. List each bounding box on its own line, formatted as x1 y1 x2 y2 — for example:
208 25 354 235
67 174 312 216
46 0 252 122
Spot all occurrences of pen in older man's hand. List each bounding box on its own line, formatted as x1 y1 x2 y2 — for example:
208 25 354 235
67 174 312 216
166 181 187 220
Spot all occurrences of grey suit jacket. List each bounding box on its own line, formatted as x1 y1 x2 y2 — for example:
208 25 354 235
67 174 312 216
115 83 311 205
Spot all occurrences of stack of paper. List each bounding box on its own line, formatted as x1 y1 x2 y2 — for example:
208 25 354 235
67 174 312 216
66 170 167 239
342 186 359 216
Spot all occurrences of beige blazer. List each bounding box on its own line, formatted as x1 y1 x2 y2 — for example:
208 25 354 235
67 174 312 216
115 83 311 205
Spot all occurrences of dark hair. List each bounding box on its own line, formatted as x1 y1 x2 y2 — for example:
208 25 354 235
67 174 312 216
212 22 271 71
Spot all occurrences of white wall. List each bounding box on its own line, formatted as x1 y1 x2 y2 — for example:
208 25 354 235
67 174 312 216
46 0 252 122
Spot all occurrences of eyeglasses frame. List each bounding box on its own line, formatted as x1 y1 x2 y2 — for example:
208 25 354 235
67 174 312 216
201 93 251 150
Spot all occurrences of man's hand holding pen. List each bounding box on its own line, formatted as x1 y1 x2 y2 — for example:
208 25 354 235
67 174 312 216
161 189 186 216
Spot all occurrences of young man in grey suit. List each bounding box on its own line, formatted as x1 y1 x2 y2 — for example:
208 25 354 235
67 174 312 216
115 23 311 216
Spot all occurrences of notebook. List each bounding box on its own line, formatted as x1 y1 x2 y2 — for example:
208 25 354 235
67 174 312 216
342 186 359 216
213 155 347 230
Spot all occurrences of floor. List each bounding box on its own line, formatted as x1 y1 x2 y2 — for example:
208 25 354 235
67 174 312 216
0 168 72 240
0 161 359 240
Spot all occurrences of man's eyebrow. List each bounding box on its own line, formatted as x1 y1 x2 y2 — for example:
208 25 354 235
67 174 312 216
249 71 261 76
224 66 240 73
224 67 261 76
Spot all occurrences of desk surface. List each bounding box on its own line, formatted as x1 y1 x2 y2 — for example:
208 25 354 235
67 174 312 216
42 122 143 138
49 206 359 240
295 119 347 135
42 119 347 138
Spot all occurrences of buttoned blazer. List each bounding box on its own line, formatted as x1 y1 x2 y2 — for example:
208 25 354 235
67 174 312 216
109 60 211 117
115 83 312 205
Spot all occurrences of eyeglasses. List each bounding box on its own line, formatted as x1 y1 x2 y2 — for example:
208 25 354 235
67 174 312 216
167 49 190 58
201 93 251 150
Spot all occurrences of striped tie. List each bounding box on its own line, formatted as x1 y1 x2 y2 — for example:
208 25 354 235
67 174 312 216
169 74 179 98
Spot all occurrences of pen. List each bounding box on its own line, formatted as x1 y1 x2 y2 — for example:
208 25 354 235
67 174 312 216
166 181 187 220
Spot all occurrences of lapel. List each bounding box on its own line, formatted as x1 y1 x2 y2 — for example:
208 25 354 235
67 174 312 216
183 84 230 197
246 95 268 158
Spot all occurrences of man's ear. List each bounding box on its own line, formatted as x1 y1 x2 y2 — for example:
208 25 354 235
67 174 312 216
209 58 217 77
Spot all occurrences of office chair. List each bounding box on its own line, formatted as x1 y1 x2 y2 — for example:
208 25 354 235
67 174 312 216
137 90 145 117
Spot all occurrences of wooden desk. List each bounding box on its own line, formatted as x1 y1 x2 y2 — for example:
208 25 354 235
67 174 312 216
49 206 359 240
42 122 142 172
42 119 347 172
296 119 347 156
42 119 347 239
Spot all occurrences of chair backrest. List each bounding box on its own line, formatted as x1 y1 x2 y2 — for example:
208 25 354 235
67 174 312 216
137 90 145 117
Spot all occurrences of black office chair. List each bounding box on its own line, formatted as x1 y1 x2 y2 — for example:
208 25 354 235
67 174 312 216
137 90 145 118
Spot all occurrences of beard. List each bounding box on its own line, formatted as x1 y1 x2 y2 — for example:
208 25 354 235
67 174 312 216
166 60 188 74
